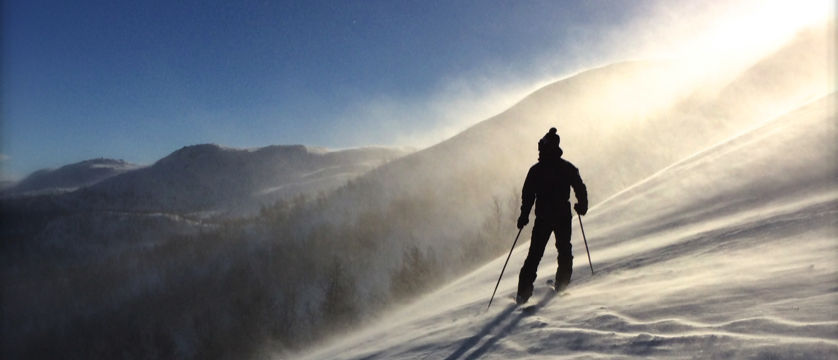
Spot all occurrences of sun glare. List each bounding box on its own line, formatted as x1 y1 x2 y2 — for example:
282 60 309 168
701 0 831 54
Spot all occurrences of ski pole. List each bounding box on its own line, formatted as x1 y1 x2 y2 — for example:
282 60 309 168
487 227 523 310
577 213 594 275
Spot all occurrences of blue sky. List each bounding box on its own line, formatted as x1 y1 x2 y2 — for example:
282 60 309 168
1 0 826 180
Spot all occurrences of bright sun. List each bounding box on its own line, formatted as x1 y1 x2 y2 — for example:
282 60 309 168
697 0 832 54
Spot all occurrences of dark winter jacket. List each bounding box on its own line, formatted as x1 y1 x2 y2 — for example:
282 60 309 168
520 148 587 218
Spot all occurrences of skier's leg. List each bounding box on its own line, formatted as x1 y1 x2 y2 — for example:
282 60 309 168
554 215 573 291
517 217 551 301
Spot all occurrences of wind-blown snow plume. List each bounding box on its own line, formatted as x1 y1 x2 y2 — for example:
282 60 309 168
295 91 838 360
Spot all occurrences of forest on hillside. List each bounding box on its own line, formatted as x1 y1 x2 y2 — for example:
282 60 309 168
1 177 523 359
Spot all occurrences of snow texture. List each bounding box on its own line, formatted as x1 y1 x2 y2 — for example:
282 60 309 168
295 94 837 360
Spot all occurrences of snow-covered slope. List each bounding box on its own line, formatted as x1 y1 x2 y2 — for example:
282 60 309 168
2 158 142 196
319 23 831 260
295 93 837 359
63 144 412 215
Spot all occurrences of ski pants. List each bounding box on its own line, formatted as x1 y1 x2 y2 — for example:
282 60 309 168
517 214 573 297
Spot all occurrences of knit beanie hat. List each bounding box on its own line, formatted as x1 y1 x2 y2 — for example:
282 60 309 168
538 127 560 152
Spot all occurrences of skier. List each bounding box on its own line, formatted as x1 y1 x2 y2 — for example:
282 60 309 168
516 127 588 305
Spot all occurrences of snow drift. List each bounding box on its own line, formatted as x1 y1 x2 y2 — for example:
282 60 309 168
295 91 837 360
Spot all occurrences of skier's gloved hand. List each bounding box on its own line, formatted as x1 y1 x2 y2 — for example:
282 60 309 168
517 215 529 229
574 203 588 216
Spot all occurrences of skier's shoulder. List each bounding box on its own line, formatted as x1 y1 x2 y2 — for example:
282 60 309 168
542 157 579 173
558 158 579 172
527 161 544 175
531 155 580 174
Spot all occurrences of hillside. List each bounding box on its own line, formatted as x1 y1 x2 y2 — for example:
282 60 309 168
321 22 831 256
35 144 412 216
296 92 837 360
2 158 142 196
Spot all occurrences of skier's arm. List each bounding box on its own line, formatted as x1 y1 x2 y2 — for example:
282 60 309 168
519 168 536 221
571 169 588 215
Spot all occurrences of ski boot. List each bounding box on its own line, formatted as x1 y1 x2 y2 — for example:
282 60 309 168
554 270 571 293
516 286 532 305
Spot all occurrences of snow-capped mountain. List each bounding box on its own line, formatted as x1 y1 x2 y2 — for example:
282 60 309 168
2 158 142 196
296 91 837 360
43 144 412 215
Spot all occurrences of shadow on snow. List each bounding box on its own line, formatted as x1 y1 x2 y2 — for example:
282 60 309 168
444 290 558 360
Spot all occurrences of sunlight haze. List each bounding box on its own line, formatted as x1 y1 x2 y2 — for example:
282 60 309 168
2 0 833 181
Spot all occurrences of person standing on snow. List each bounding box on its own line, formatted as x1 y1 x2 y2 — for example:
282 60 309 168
516 127 588 305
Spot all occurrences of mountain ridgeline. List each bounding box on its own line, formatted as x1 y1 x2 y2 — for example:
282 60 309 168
1 24 831 360
3 158 142 196
4 144 413 215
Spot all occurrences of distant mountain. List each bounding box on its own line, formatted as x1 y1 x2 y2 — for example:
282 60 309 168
0 180 17 191
63 144 413 215
3 158 143 196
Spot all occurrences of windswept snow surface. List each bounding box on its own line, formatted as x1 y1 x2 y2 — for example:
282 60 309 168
295 94 837 359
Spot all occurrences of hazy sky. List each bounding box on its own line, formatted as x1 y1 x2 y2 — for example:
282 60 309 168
1 0 829 180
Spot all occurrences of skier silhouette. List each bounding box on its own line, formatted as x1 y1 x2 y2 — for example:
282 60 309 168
516 127 588 304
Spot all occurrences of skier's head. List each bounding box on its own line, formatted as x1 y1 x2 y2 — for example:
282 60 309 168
538 128 560 151
538 128 562 161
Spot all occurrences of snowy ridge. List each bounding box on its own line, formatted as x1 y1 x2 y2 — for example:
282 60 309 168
61 144 412 215
2 158 143 196
295 93 837 359
322 23 831 250
593 94 832 213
